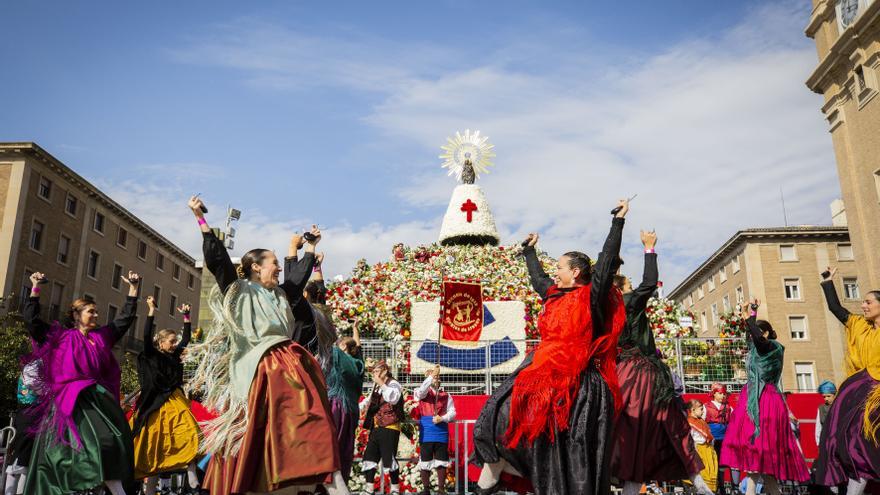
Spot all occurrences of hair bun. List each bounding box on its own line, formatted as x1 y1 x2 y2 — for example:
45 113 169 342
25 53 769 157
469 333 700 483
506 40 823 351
236 265 246 279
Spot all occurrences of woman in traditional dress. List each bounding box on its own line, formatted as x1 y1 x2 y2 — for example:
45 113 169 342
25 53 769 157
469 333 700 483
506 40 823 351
814 267 880 495
23 270 141 495
610 230 711 495
184 197 348 495
472 199 629 495
720 300 809 495
688 400 719 493
326 322 365 483
129 296 200 494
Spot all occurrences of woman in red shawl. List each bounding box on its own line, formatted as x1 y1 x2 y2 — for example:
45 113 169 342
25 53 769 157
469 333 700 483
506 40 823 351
472 199 629 495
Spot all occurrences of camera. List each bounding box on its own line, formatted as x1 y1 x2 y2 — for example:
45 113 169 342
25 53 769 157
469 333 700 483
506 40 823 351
303 232 317 242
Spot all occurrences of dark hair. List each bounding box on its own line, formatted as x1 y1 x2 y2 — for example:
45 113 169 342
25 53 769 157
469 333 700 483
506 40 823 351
338 336 358 355
687 399 703 410
562 251 592 284
304 280 327 304
239 248 271 279
867 291 880 303
756 319 777 340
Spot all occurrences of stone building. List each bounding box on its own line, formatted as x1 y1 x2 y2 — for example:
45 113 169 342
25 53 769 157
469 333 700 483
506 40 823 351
0 142 200 351
805 0 880 289
669 226 860 391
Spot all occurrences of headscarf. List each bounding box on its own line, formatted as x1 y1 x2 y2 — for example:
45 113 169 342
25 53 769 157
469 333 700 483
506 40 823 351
817 380 837 395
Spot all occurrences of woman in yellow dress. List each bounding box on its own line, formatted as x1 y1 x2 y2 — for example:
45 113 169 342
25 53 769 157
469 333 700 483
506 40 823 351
687 399 719 493
129 296 201 494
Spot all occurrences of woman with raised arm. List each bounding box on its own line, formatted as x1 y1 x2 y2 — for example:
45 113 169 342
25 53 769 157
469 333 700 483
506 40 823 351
326 318 365 483
130 297 201 495
472 200 629 495
184 197 348 495
720 299 809 495
23 270 141 495
813 267 880 495
611 230 710 495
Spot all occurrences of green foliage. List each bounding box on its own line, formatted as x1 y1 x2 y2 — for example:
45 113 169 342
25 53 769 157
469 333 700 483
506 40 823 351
119 352 140 398
0 312 31 419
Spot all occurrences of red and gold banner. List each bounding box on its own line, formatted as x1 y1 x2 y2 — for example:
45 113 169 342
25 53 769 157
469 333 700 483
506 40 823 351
441 279 483 342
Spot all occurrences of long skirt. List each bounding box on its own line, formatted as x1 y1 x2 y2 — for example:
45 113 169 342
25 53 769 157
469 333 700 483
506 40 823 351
8 406 37 468
203 342 341 495
25 384 134 495
130 388 200 479
329 397 358 482
473 355 615 495
814 369 880 485
695 442 719 492
719 383 809 481
611 353 703 481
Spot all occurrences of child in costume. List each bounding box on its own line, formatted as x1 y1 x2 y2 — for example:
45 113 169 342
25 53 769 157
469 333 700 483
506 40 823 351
414 365 457 495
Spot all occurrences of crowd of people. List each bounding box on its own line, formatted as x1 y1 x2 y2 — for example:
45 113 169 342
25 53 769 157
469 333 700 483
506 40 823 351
3 196 878 495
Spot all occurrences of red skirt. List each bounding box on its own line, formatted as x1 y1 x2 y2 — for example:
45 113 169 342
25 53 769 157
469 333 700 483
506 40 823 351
204 342 341 495
611 352 703 482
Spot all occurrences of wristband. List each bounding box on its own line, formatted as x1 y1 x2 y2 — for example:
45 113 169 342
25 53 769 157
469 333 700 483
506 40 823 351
314 266 322 273
197 218 207 226
183 315 191 322
749 311 757 317
31 287 40 295
645 248 656 254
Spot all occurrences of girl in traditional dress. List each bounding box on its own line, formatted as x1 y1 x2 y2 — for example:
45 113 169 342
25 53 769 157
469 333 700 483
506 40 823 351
720 300 809 495
185 197 348 495
359 360 404 495
23 270 141 495
414 366 457 495
472 200 629 495
610 230 711 495
814 267 880 495
129 296 200 494
705 383 737 494
4 360 42 495
688 400 719 493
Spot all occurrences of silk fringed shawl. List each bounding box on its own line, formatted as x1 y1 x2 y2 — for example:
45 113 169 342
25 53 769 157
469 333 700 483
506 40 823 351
506 284 625 448
26 324 121 448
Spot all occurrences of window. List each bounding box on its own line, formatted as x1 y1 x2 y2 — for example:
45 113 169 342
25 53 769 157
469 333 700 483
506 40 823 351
697 286 705 299
107 304 118 323
732 255 741 273
708 277 716 292
719 267 727 283
789 316 808 340
38 176 52 200
735 285 745 304
153 286 162 309
169 294 177 317
853 64 878 107
116 227 128 248
794 362 816 392
722 294 731 312
29 220 44 252
172 263 181 281
155 253 165 272
837 243 854 261
779 245 797 262
700 311 708 334
187 273 195 290
57 235 71 265
784 278 802 300
87 250 100 279
65 193 78 216
93 212 105 234
137 240 147 260
711 303 719 328
49 282 64 322
844 277 860 300
111 264 123 290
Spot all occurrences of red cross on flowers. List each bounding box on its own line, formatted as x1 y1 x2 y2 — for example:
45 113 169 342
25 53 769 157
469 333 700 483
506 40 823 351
461 199 478 222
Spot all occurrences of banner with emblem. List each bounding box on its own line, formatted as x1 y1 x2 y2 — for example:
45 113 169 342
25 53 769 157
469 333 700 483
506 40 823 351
441 278 483 342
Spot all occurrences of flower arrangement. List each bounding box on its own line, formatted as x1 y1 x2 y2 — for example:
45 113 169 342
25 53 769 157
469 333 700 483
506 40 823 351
717 310 748 339
327 243 556 342
646 297 699 340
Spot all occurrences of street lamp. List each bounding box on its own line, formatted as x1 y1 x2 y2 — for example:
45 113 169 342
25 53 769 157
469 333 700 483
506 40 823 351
224 205 241 251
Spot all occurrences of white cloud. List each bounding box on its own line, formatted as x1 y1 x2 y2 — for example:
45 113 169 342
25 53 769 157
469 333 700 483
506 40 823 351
158 1 836 291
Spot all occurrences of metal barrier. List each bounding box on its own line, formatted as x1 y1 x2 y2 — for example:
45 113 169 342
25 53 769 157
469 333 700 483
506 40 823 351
358 337 749 396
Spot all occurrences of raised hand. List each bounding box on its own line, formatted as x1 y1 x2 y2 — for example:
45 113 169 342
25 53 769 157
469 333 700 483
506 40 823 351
641 230 657 249
123 271 141 297
614 198 630 218
177 303 191 315
524 233 539 248
307 225 322 245
316 252 325 265
822 266 838 281
188 196 206 218
146 296 156 315
29 272 46 288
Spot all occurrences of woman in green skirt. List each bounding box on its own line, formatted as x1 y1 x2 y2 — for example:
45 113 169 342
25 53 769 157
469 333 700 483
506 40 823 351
23 270 141 495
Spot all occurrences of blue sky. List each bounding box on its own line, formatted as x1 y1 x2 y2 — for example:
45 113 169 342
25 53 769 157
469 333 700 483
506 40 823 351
1 1 836 289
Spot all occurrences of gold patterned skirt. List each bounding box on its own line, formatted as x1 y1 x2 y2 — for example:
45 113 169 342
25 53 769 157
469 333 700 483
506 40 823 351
130 389 200 479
